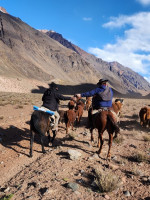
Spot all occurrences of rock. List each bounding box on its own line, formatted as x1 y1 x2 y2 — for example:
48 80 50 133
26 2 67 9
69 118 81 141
92 154 99 159
68 149 82 160
104 194 110 199
74 191 81 196
67 182 79 191
129 144 137 148
39 187 49 195
123 191 131 197
121 176 126 183
4 187 10 192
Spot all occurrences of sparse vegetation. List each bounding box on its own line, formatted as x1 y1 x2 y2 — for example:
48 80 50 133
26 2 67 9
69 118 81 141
16 105 24 109
132 151 148 163
94 169 120 193
143 135 150 142
0 194 14 200
131 164 143 176
0 116 4 120
0 92 42 107
113 135 124 144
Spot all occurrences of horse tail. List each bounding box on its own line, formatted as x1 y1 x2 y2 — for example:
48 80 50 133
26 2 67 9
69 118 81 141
107 114 120 137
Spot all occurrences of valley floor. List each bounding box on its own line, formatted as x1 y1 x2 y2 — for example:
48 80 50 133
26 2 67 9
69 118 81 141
0 94 150 200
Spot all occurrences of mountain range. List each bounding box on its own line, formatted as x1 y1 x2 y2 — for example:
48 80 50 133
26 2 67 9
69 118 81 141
0 8 150 96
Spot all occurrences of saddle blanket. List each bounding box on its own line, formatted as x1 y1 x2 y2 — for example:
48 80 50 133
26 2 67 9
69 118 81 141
33 106 54 115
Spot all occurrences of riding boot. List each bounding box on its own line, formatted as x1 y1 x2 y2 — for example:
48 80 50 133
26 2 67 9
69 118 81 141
87 107 93 128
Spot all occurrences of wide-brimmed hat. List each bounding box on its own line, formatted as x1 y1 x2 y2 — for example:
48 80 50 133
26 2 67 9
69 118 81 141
50 82 58 90
97 79 108 85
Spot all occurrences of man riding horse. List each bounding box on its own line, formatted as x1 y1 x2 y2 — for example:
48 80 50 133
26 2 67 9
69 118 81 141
76 78 119 137
76 79 120 159
76 78 113 113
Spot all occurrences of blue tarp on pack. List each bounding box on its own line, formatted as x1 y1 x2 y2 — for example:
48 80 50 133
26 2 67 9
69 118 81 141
33 106 54 115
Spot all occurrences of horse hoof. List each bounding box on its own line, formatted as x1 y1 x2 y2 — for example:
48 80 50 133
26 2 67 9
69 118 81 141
96 150 100 155
106 156 111 161
113 135 117 139
42 150 46 154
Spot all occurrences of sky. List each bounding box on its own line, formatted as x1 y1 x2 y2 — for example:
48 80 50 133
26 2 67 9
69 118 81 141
1 0 150 82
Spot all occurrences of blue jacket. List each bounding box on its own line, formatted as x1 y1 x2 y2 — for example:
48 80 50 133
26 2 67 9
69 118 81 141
81 85 113 109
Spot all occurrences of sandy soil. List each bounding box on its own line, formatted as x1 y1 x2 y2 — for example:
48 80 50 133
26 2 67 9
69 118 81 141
0 96 150 200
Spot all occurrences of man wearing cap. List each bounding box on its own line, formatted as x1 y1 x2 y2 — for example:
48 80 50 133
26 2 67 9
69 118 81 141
76 79 113 109
41 82 72 135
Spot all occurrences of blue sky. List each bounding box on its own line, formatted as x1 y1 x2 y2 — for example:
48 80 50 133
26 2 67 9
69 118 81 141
1 0 150 82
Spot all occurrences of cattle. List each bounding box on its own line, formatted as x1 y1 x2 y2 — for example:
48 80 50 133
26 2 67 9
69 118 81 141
30 110 55 157
139 106 150 127
75 97 85 125
111 98 124 120
86 97 92 111
64 100 77 134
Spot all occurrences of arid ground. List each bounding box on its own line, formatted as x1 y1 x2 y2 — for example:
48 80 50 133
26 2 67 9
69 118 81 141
0 92 150 200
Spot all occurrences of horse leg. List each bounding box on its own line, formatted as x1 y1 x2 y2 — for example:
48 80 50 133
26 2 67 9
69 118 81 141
66 122 69 134
97 132 103 155
51 130 56 144
97 134 100 148
107 133 113 160
71 122 74 131
30 130 35 157
41 134 46 154
47 130 51 144
90 127 94 143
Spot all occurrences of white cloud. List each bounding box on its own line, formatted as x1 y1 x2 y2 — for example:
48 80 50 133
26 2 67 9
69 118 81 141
144 76 150 82
82 17 92 21
136 0 150 6
88 12 150 76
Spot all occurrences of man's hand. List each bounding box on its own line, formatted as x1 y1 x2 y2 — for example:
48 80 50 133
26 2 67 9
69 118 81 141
75 94 81 98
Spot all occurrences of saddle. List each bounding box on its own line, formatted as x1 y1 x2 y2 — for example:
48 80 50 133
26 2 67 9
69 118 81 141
92 107 110 115
91 107 118 122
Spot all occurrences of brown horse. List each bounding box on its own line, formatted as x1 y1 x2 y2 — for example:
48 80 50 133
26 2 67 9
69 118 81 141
88 108 120 159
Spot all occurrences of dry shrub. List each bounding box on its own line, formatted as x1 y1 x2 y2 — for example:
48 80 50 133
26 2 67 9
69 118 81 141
0 194 14 200
133 151 148 163
16 105 23 109
113 135 124 144
131 164 143 176
143 135 150 142
0 116 4 120
94 169 120 193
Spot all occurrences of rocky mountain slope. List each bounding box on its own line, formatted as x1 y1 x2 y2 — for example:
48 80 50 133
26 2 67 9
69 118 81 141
46 30 150 95
0 9 150 96
0 11 99 89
